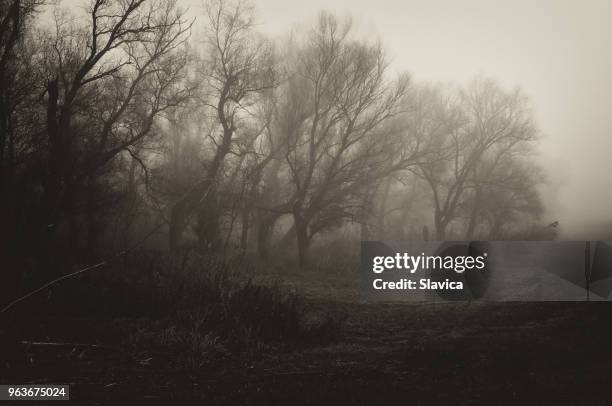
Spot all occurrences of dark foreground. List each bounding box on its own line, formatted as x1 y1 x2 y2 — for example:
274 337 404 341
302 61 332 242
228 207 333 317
3 299 612 405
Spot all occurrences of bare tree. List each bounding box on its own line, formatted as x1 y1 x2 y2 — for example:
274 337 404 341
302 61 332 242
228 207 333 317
416 78 538 239
168 0 275 257
474 158 544 239
274 13 422 266
37 0 192 263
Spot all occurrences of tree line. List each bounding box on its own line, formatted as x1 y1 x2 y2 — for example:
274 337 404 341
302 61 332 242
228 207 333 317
0 0 550 296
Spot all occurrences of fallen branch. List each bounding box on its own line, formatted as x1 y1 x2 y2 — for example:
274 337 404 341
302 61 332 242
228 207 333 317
19 341 125 353
1 221 165 314
1 261 109 314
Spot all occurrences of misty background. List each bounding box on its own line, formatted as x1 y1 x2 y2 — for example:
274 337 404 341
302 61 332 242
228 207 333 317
52 0 612 237
248 0 612 238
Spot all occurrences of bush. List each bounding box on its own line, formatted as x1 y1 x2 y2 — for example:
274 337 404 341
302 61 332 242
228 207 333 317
4 250 345 374
166 257 303 343
123 253 345 373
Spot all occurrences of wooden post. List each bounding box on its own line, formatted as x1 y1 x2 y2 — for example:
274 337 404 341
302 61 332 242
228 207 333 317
585 241 591 301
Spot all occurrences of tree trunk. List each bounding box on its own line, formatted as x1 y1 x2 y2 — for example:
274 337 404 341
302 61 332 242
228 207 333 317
256 219 272 259
169 200 186 261
44 78 61 226
465 188 482 240
86 176 99 261
0 98 7 182
240 205 250 252
194 190 222 253
294 211 310 267
375 180 391 237
256 211 282 259
240 170 263 253
256 221 270 259
435 212 447 240
360 186 377 240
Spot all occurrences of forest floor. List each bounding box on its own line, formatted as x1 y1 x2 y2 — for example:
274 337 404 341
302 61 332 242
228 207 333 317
3 264 612 405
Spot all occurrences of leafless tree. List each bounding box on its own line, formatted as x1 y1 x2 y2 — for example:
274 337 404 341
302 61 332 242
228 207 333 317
472 158 544 239
272 13 424 265
36 0 192 262
168 0 275 258
416 78 539 239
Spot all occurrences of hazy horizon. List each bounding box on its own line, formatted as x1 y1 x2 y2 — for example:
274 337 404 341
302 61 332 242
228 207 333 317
244 0 612 238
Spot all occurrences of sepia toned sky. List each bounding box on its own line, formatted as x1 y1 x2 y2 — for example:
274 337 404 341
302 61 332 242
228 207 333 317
60 0 612 236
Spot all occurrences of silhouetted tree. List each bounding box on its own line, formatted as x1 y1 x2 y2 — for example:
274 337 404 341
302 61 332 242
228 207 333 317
168 0 275 257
